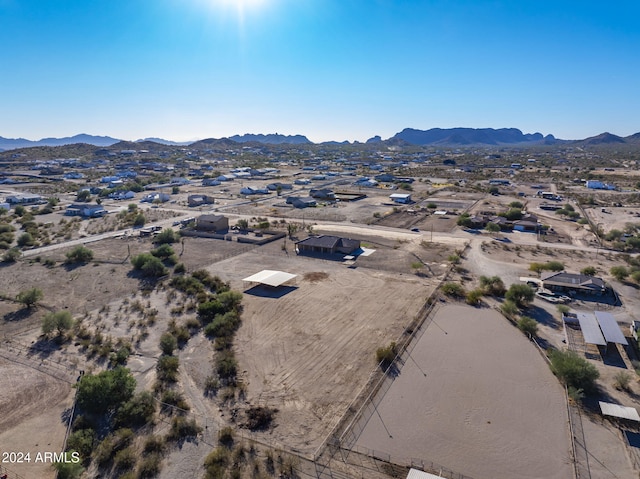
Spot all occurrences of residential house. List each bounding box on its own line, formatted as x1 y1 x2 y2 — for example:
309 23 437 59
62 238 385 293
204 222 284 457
541 272 607 296
295 235 361 255
65 203 107 218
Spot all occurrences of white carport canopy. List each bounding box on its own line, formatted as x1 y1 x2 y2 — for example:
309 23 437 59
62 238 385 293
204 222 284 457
576 312 606 346
242 270 297 287
406 469 444 479
595 311 629 346
599 401 640 422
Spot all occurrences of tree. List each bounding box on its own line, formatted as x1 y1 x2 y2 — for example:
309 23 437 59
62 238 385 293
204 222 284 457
14 205 26 217
133 213 146 227
76 367 136 414
151 244 175 259
580 266 597 276
485 222 501 233
457 213 473 228
549 349 599 393
16 287 43 308
115 391 156 428
517 316 538 337
76 190 91 202
504 208 523 221
154 228 178 244
42 310 74 338
509 201 523 209
505 284 535 308
131 253 168 278
287 222 298 239
65 245 94 264
610 266 629 281
236 219 249 231
500 299 519 318
172 186 180 194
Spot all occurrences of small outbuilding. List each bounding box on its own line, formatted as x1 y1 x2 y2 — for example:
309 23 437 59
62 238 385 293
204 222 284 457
389 193 412 204
243 270 297 288
195 214 229 233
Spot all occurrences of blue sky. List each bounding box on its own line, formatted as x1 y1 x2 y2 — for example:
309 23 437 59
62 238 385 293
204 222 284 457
1 0 639 143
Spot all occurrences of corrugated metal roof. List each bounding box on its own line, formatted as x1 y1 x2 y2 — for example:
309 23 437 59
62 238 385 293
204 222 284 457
595 311 628 345
242 270 297 287
576 312 606 346
406 469 445 479
600 401 640 421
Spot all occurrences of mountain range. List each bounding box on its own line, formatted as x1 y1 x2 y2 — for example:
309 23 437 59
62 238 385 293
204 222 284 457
1 128 639 151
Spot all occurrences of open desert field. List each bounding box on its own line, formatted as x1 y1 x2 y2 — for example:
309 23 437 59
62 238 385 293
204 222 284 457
354 304 572 479
204 246 438 454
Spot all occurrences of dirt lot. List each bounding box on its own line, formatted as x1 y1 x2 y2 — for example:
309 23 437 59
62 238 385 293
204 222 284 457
355 304 572 479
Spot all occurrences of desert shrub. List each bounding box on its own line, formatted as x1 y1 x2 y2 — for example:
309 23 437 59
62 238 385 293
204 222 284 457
159 332 178 355
203 447 230 479
500 299 519 318
610 265 629 281
138 453 163 478
544 261 565 272
3 247 21 262
216 351 238 381
17 232 35 247
376 341 397 369
174 262 186 274
517 316 538 337
143 435 165 454
156 355 180 383
167 416 202 441
66 428 96 462
160 390 190 411
614 371 632 392
465 289 484 306
198 300 226 324
549 349 599 393
151 243 175 259
218 426 235 448
115 391 156 428
479 275 506 296
53 462 85 479
245 406 277 431
65 245 94 264
580 266 597 276
154 228 179 244
131 253 167 277
204 311 241 339
441 282 465 298
114 447 137 472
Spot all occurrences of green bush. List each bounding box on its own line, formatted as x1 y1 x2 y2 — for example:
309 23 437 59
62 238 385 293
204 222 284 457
65 245 94 264
16 287 43 307
115 391 156 428
549 349 599 393
479 275 506 296
154 228 179 244
76 367 136 414
156 355 180 383
167 416 201 441
505 284 534 308
42 310 74 338
131 253 168 278
441 282 465 298
66 428 95 461
517 316 538 337
610 265 629 281
138 453 163 478
465 289 484 306
203 447 229 479
159 332 178 355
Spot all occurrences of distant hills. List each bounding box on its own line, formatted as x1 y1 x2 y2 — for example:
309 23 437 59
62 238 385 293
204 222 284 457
1 129 640 151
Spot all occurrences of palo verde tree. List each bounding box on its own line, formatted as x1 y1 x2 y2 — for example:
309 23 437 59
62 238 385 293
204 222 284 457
42 310 74 339
505 284 535 308
16 287 43 308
